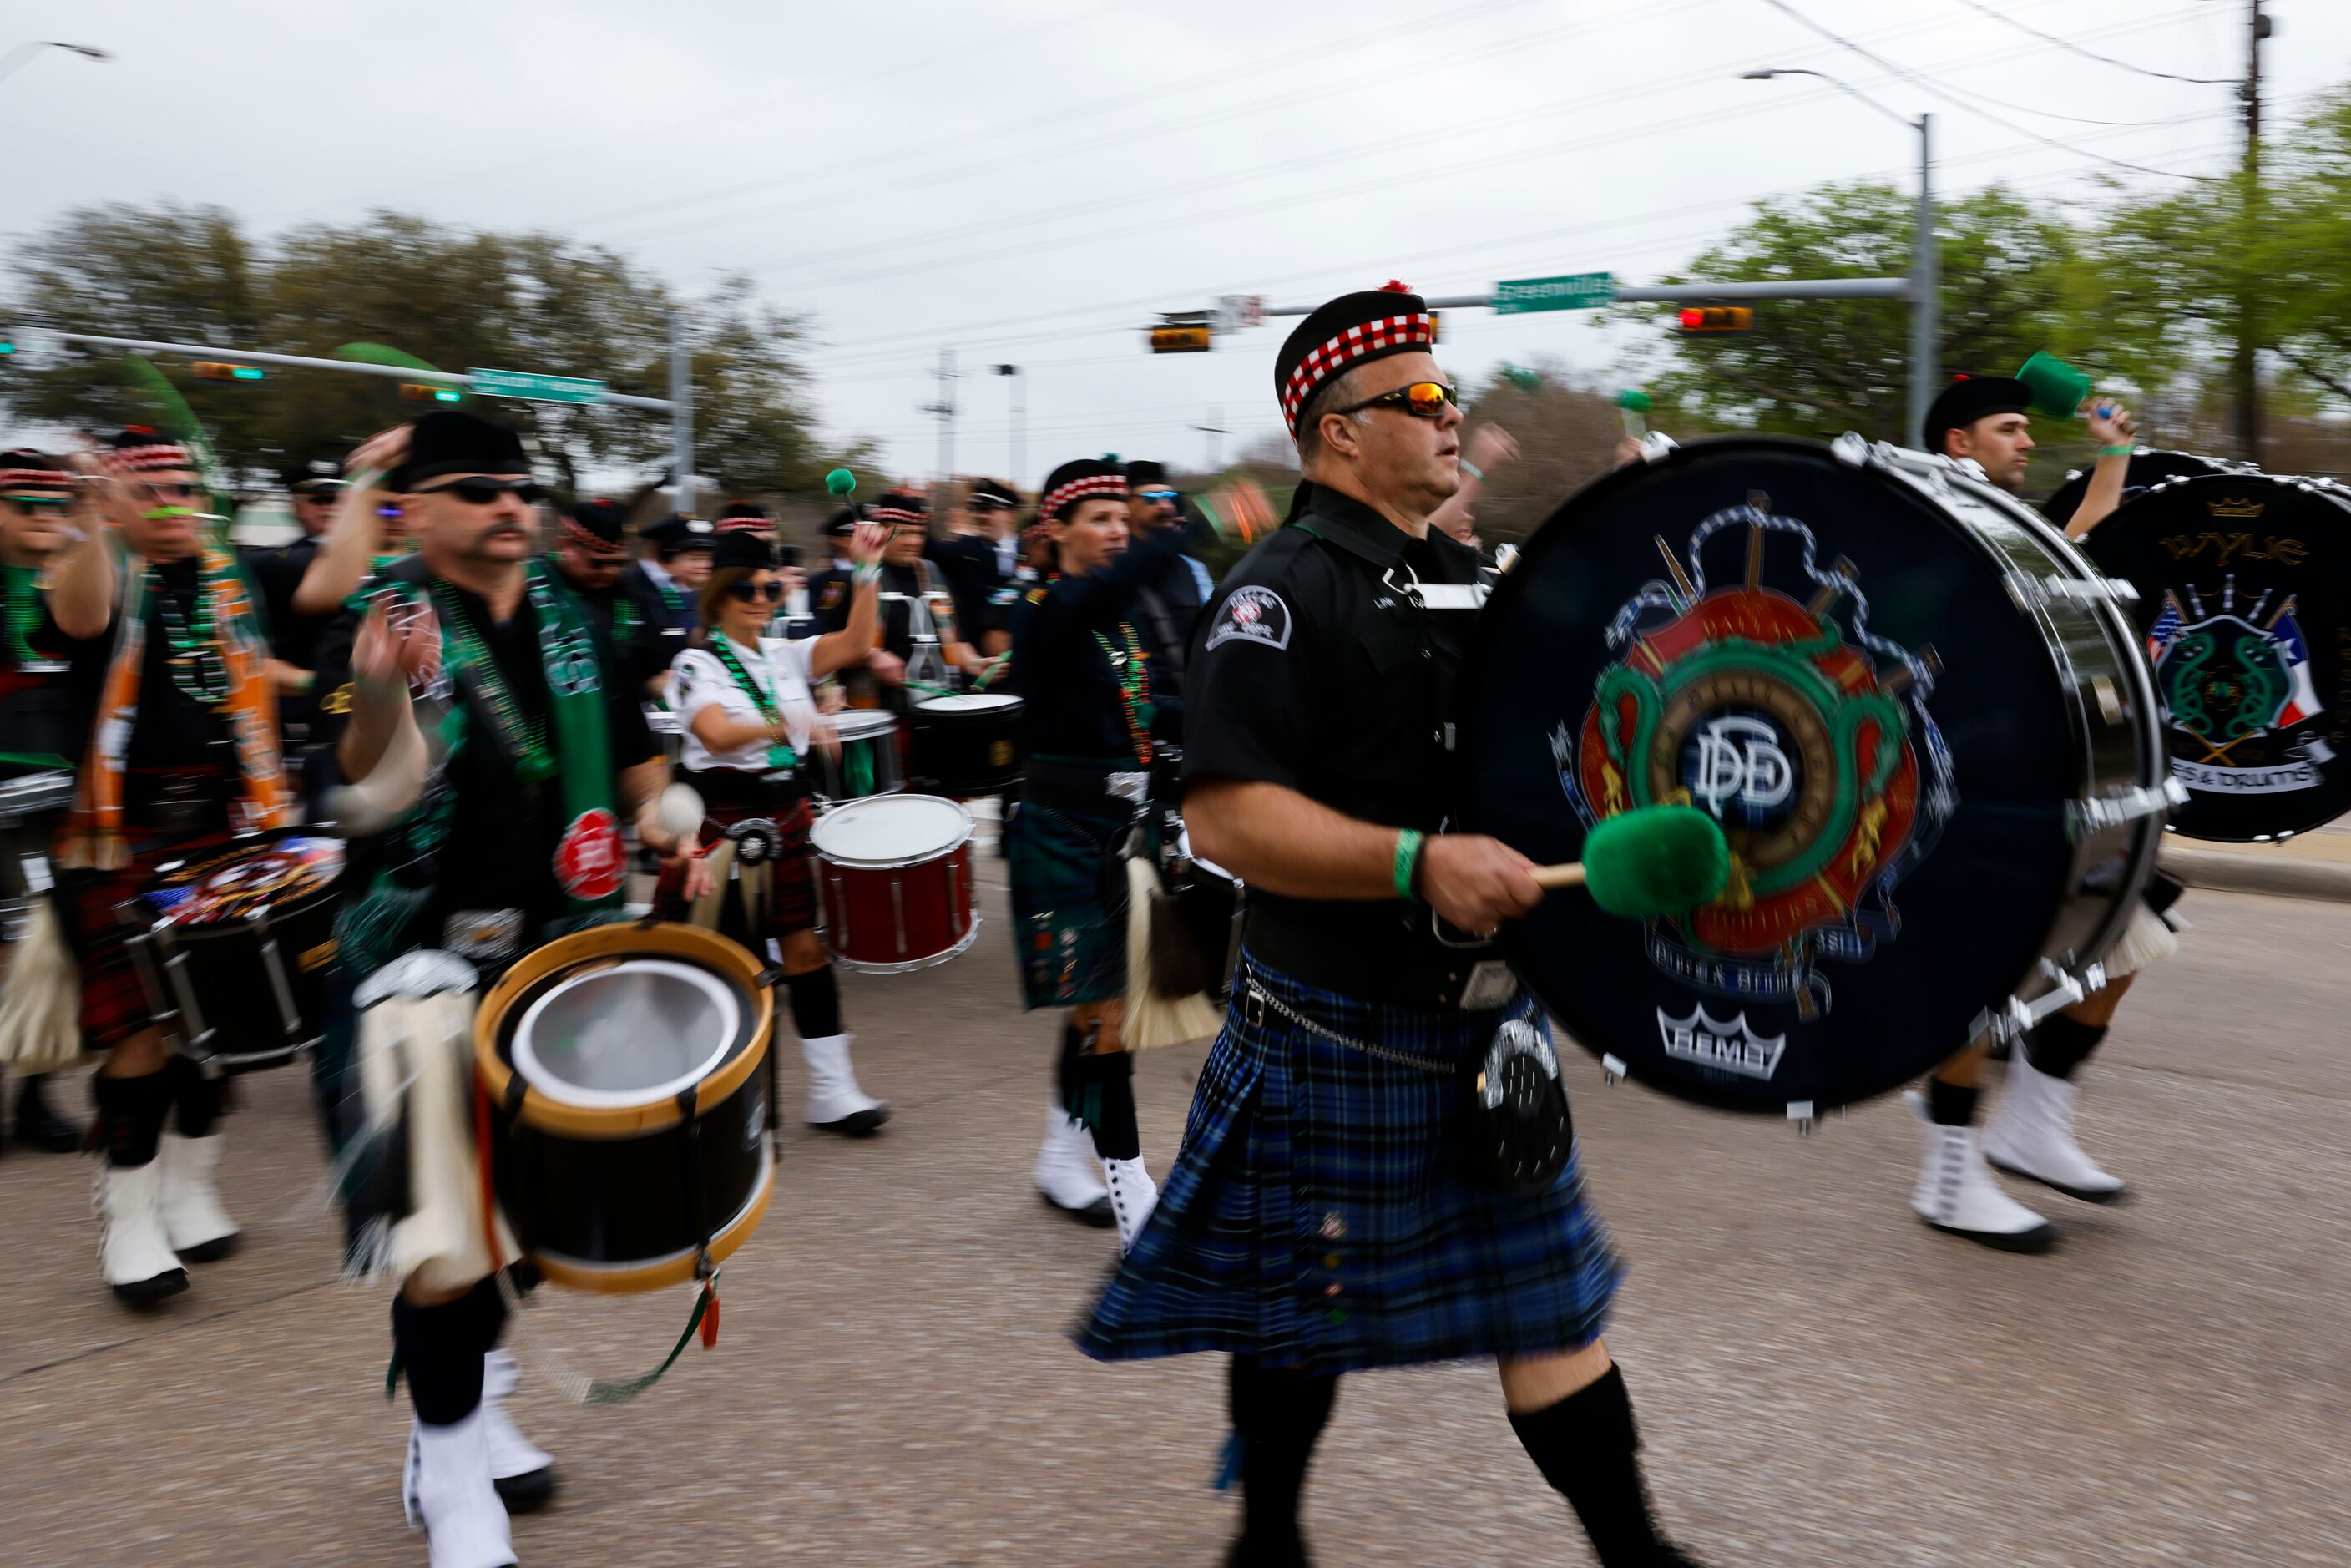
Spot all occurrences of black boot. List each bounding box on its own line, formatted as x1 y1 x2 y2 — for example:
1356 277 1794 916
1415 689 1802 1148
16 1073 84 1153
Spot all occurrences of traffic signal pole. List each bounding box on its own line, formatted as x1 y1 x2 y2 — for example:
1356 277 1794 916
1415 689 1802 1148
1246 278 1909 318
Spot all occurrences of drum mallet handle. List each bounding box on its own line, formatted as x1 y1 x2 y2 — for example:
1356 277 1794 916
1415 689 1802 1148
1530 862 1588 891
1519 807 1729 915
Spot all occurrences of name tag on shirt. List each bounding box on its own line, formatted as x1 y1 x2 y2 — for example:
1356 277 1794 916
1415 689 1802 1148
1406 581 1490 611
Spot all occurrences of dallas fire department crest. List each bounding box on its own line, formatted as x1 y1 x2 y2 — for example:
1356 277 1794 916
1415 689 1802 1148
1555 504 1957 1017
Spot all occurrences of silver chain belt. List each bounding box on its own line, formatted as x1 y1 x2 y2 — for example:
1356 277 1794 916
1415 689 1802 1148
1242 979 1457 1075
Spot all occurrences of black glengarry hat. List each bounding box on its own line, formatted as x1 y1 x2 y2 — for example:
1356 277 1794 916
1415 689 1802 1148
564 498 629 557
716 501 776 534
710 530 777 574
1275 281 1434 436
1037 458 1127 522
1923 374 2034 456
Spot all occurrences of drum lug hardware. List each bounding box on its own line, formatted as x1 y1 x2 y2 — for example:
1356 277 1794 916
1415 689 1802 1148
1831 431 1869 468
754 965 786 989
2005 571 2137 611
1600 1052 1627 1086
1636 432 1679 465
1786 1100 1815 1136
2066 781 2182 838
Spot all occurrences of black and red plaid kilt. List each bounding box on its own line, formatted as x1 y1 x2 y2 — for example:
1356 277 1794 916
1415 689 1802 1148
51 825 239 1050
653 783 817 941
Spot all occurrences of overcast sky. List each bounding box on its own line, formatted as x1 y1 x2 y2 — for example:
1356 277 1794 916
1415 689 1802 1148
5 0 2345 488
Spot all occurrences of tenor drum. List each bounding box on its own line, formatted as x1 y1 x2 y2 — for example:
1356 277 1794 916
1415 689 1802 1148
810 793 977 972
2082 472 2351 841
132 834 344 1071
0 769 74 944
911 692 1025 797
808 709 903 802
1458 434 2165 1113
2041 448 2240 529
475 922 774 1293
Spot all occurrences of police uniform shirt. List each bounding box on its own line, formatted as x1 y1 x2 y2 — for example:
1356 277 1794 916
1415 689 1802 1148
242 534 324 668
1009 529 1186 762
620 559 693 688
311 557 659 923
926 533 1005 652
32 557 237 771
1181 482 1494 1006
1132 533 1211 701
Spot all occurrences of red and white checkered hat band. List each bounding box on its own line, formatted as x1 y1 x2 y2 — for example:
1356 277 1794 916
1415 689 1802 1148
113 443 195 473
560 518 628 556
715 514 771 533
1280 313 1434 433
0 468 72 492
869 505 925 525
1039 473 1127 518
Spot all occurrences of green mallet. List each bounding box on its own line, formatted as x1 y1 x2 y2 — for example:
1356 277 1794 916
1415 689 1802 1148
1533 804 1730 918
825 468 857 498
2015 352 2094 420
1615 387 1652 440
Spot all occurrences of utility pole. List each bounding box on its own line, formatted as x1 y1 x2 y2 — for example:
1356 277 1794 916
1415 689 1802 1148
1909 113 1936 451
669 309 695 515
993 363 1024 483
2232 2 2272 466
1194 406 1227 471
923 347 959 480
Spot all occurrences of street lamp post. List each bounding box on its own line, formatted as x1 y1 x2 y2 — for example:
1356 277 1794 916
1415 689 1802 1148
1744 69 1934 446
0 40 112 88
993 363 1024 483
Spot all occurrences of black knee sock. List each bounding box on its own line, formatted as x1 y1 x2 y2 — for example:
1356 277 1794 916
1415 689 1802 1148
1927 1077 1979 1127
2025 1014 2106 1081
392 1277 509 1426
1065 1044 1139 1160
1509 1364 1676 1568
784 963 842 1039
165 1055 225 1138
91 1071 174 1167
1228 1358 1340 1561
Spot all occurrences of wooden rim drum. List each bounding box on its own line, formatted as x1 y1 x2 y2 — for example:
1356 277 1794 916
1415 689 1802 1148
809 793 978 973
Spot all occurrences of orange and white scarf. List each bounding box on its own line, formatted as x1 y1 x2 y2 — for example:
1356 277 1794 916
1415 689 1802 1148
58 546 289 869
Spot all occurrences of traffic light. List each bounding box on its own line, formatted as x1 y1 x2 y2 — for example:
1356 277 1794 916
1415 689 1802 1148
1149 324 1213 354
1674 306 1752 335
1428 311 1441 345
0 338 13 357
190 361 265 382
400 382 464 403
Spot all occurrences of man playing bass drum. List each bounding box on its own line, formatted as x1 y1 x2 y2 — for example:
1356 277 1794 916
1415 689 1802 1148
1078 285 1706 1568
313 411 705 1568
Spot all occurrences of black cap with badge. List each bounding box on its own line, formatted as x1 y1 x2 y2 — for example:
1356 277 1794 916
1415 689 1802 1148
279 452 346 494
644 513 717 560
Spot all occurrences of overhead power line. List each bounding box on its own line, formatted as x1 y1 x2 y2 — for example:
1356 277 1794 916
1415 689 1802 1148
1949 0 2234 85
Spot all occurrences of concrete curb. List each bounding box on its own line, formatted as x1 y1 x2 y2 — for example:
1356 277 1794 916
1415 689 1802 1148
2164 845 2351 903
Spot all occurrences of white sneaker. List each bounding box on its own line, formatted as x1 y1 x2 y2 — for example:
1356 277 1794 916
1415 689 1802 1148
96 1158 188 1304
157 1131 241 1262
1034 1105 1113 1227
404 1409 518 1568
1984 1052 2125 1203
1906 1093 2055 1252
1103 1156 1160 1257
800 1034 889 1136
482 1351 557 1513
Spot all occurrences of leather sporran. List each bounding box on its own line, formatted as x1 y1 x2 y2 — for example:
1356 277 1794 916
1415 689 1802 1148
1459 1019 1573 1196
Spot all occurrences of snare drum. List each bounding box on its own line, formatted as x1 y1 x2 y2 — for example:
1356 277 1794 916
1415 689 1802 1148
809 709 903 802
912 692 1025 797
130 835 344 1072
810 794 978 972
0 769 74 944
475 922 775 1293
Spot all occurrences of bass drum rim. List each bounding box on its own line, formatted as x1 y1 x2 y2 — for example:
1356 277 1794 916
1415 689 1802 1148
1455 434 2163 1111
474 920 772 1141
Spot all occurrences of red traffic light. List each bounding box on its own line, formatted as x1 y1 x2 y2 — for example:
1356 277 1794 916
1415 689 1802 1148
1674 306 1752 335
190 361 265 382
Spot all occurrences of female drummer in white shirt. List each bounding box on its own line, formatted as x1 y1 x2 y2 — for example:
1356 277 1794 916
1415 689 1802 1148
659 519 895 1136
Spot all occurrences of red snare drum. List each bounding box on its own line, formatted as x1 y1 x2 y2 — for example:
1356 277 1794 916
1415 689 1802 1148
810 794 978 972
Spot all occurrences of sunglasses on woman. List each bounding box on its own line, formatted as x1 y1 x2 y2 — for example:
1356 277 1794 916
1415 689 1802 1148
419 476 548 506
726 579 786 604
1332 380 1464 419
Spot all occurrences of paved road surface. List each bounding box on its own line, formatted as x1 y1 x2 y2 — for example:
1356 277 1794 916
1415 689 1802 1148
2 868 2343 1566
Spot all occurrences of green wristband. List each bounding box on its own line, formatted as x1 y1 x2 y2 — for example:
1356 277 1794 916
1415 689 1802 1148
2098 444 2135 458
1393 828 1425 900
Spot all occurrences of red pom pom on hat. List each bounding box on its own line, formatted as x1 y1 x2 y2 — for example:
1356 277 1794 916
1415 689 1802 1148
1379 280 1412 293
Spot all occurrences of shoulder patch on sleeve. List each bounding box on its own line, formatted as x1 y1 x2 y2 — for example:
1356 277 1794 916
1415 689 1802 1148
1024 586 1047 606
1205 584 1292 652
820 579 845 610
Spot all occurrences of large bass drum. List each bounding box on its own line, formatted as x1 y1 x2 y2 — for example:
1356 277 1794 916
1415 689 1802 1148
1458 434 2166 1114
2041 448 2239 529
2081 471 2351 841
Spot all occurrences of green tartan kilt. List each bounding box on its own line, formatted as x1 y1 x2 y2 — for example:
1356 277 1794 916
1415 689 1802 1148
1004 797 1131 1010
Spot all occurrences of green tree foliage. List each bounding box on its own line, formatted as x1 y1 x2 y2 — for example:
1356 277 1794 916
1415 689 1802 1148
1627 181 2086 446
3 203 857 498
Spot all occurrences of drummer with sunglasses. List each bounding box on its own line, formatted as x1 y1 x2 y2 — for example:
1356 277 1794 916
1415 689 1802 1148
657 522 896 1138
312 410 707 1568
1076 285 1707 1568
0 449 88 1155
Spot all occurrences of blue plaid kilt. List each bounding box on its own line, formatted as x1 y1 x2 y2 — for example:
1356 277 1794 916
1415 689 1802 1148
1077 953 1621 1375
1004 797 1130 1011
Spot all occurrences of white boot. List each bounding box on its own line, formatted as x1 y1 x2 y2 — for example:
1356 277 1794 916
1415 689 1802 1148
1102 1156 1160 1256
1034 1105 1113 1226
1984 1052 2124 1202
157 1131 241 1262
1906 1093 2054 1252
482 1350 557 1513
96 1158 189 1304
801 1034 888 1136
404 1409 518 1568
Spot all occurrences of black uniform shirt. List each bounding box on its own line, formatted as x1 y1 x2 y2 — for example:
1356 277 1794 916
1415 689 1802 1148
2 562 75 773
1132 533 1210 701
311 557 659 923
926 534 1005 653
817 559 952 662
1181 482 1496 1005
33 555 238 771
1010 530 1186 765
622 560 696 693
243 534 324 668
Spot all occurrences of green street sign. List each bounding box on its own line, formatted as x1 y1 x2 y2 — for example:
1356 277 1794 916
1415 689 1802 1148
468 367 604 405
1492 272 1617 314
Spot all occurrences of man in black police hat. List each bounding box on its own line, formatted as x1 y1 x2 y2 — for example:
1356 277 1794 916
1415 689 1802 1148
244 450 382 752
1120 459 1215 698
925 480 1015 659
626 513 715 701
1905 372 2164 1252
1077 282 1707 1567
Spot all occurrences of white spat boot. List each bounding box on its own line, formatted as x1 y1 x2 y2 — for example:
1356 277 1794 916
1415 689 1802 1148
1984 1052 2125 1202
97 1158 188 1304
1034 1105 1113 1227
1907 1093 2055 1252
157 1130 241 1262
801 1034 889 1136
1102 1156 1160 1256
482 1350 557 1513
404 1409 518 1568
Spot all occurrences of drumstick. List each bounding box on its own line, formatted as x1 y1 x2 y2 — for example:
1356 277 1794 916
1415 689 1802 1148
1526 805 1728 917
